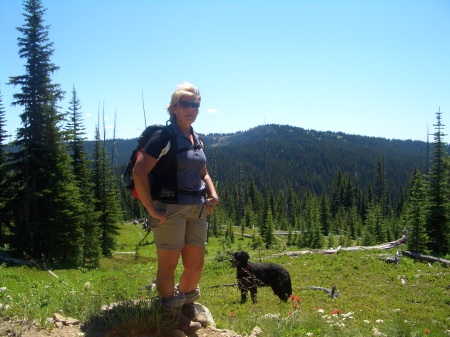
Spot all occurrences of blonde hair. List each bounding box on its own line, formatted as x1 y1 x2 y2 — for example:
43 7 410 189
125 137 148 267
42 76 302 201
167 82 201 122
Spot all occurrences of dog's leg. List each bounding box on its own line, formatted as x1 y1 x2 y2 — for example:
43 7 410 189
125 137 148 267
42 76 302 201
250 286 258 303
240 288 248 303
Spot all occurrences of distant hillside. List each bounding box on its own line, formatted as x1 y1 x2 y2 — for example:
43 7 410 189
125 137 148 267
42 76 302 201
88 124 431 199
200 124 428 198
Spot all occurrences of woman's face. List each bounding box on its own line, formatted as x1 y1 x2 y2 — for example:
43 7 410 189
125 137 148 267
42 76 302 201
174 95 200 125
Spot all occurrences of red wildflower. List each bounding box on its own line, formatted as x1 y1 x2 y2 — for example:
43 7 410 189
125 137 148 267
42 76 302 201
293 303 298 309
229 312 235 317
288 311 293 315
330 309 341 315
290 294 296 301
425 329 430 334
296 297 302 302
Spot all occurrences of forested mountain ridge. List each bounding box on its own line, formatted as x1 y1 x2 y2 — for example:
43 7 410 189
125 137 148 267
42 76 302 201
94 124 431 199
201 124 429 198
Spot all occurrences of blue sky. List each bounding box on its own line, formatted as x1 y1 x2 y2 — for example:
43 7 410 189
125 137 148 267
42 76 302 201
1 0 449 142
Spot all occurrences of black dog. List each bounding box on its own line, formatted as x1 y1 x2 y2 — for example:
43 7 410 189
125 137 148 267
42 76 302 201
230 251 293 303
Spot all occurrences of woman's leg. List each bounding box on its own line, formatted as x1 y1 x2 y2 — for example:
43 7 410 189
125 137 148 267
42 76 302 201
156 248 181 298
179 245 209 326
178 204 208 294
178 244 205 294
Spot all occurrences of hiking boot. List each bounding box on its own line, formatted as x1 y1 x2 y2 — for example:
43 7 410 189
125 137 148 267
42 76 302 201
161 295 201 335
176 311 202 335
181 302 208 327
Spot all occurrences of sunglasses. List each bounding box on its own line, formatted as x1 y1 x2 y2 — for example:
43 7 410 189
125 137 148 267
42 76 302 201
179 101 200 109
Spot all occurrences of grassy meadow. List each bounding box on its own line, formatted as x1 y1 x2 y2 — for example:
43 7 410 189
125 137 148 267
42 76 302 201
0 222 449 337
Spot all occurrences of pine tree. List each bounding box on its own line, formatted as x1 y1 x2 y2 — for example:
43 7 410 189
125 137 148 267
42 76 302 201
372 203 386 244
375 154 390 216
319 192 331 236
275 189 286 228
7 0 83 265
286 183 299 226
243 197 255 236
347 205 361 240
406 167 429 253
0 89 9 243
362 203 379 245
92 124 121 257
426 108 450 256
264 208 274 248
331 169 343 217
65 85 101 267
304 194 324 249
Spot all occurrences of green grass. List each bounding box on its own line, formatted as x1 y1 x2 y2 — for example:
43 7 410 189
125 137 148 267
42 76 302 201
0 223 449 336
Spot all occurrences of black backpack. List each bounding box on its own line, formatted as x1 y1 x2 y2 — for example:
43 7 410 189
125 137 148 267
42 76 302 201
123 124 176 200
123 123 204 201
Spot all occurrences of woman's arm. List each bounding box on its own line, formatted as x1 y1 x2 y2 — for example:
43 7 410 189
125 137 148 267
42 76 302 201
201 165 219 213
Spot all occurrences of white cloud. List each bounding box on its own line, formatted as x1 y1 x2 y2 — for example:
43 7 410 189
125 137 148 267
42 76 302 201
86 113 92 117
206 108 219 114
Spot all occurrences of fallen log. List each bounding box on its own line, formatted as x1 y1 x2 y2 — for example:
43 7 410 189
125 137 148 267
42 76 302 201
341 234 407 251
323 246 341 255
270 232 408 258
308 284 340 298
402 251 450 267
0 256 32 266
209 283 237 289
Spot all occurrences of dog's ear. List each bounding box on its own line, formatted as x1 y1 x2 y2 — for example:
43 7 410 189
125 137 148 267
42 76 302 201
241 251 250 262
231 252 239 261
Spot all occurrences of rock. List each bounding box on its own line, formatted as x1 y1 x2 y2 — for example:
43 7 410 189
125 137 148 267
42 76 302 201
194 303 216 327
54 321 64 329
249 326 263 336
50 313 80 328
53 313 65 322
65 317 79 326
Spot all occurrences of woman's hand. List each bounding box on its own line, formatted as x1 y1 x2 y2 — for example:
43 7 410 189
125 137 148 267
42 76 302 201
148 208 167 224
205 197 219 214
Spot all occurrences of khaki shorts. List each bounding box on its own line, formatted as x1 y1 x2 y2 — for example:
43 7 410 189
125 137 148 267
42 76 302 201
150 201 208 250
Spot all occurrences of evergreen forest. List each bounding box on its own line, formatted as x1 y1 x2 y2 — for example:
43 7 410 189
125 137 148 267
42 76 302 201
0 0 449 269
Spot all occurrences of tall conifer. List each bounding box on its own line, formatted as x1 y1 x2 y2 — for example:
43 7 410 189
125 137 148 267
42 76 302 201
65 85 101 266
92 123 121 257
406 167 429 253
0 89 9 243
426 108 450 256
8 0 83 264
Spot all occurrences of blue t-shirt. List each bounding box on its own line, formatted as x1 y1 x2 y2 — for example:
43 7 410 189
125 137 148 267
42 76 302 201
143 123 206 205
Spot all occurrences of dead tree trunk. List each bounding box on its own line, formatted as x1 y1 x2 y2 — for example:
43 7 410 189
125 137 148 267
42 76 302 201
402 251 450 267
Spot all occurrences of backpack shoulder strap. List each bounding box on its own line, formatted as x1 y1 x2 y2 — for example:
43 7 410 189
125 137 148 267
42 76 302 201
154 124 177 170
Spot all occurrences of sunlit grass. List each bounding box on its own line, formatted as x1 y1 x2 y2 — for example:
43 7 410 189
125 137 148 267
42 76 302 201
0 223 449 336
